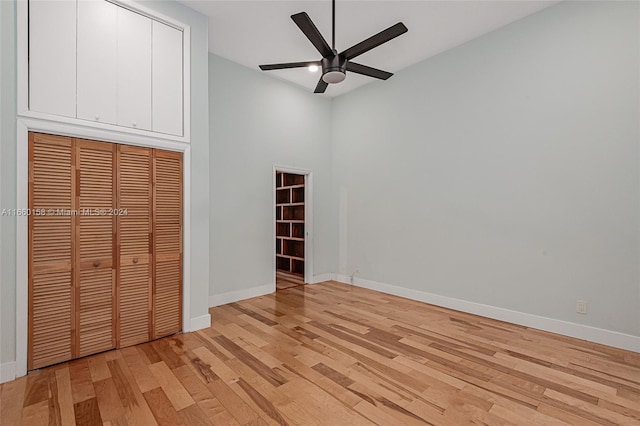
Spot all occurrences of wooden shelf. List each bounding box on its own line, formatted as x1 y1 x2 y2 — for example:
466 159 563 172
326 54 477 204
276 171 305 276
276 202 304 207
276 254 304 261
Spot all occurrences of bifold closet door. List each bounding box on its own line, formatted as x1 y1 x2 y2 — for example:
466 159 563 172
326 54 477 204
28 133 74 370
117 146 153 347
75 140 116 357
29 133 183 369
153 150 183 338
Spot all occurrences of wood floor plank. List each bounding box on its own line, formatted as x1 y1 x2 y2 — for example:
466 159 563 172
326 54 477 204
2 281 640 425
106 357 158 425
147 361 195 411
23 371 50 407
54 368 76 426
87 354 111 383
1 376 26 425
69 359 96 404
93 378 125 422
20 399 49 426
178 403 214 426
73 397 103 426
120 346 160 393
143 387 184 426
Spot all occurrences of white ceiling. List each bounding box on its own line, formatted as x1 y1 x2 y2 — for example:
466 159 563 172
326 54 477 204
180 0 560 97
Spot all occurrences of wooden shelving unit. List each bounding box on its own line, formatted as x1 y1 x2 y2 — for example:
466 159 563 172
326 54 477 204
276 172 305 276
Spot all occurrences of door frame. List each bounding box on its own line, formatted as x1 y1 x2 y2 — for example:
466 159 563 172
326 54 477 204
273 165 313 285
15 118 192 377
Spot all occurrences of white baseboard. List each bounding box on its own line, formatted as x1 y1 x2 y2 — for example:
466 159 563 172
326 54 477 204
189 314 211 332
310 273 333 284
0 362 16 384
331 273 350 283
209 283 275 307
332 275 640 353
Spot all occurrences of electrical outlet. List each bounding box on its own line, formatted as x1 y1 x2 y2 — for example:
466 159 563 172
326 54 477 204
576 300 588 314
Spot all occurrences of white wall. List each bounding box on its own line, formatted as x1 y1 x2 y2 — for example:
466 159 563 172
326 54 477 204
332 1 640 337
208 54 337 298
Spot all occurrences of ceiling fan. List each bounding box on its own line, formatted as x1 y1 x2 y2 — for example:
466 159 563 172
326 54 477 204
259 0 408 93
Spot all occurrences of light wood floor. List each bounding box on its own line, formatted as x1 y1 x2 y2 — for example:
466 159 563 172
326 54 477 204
276 271 305 291
2 281 640 425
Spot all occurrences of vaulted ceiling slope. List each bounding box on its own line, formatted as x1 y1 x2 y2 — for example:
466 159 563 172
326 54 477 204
181 1 560 97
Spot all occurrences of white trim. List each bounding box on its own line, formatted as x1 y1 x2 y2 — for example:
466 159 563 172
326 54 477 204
310 273 333 284
332 275 640 353
189 314 211 332
209 284 275 307
182 145 192 332
273 165 314 284
331 273 349 283
0 362 16 384
15 117 193 378
17 0 191 143
0 0 3 384
16 121 28 378
16 0 27 115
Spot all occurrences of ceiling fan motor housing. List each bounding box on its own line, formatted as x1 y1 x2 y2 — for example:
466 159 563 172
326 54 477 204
321 54 347 84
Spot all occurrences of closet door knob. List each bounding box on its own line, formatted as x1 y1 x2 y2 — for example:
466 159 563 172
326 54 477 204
93 261 100 267
132 122 137 128
133 258 138 264
95 114 100 121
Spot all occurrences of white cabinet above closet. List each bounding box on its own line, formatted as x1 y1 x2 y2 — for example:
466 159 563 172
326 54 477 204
28 1 76 117
152 21 183 136
117 6 152 131
77 0 118 125
26 0 189 140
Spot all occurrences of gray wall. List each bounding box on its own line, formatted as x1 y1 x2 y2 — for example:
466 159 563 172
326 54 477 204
0 0 210 367
209 54 336 296
1 0 17 365
332 1 640 336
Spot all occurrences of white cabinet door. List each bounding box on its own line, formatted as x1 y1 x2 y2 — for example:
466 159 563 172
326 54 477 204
77 0 117 125
29 0 76 117
117 8 152 131
152 21 183 136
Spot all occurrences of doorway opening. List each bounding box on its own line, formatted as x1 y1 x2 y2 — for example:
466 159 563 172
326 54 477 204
275 169 310 290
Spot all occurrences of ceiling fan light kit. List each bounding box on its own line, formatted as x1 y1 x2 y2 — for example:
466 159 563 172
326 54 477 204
259 0 408 93
321 55 346 83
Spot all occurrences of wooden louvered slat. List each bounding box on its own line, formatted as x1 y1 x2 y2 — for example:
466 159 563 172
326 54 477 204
154 259 181 337
117 145 153 347
153 150 182 339
30 272 73 369
119 263 151 346
75 140 116 358
29 133 74 370
78 269 114 356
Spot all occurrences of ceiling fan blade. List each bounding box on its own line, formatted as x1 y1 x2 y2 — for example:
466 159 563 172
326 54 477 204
341 22 408 60
314 77 328 94
259 61 321 71
291 12 333 58
346 62 393 80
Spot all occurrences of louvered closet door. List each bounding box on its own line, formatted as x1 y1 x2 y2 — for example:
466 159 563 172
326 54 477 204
76 140 116 357
29 133 74 370
117 146 153 347
153 150 182 338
